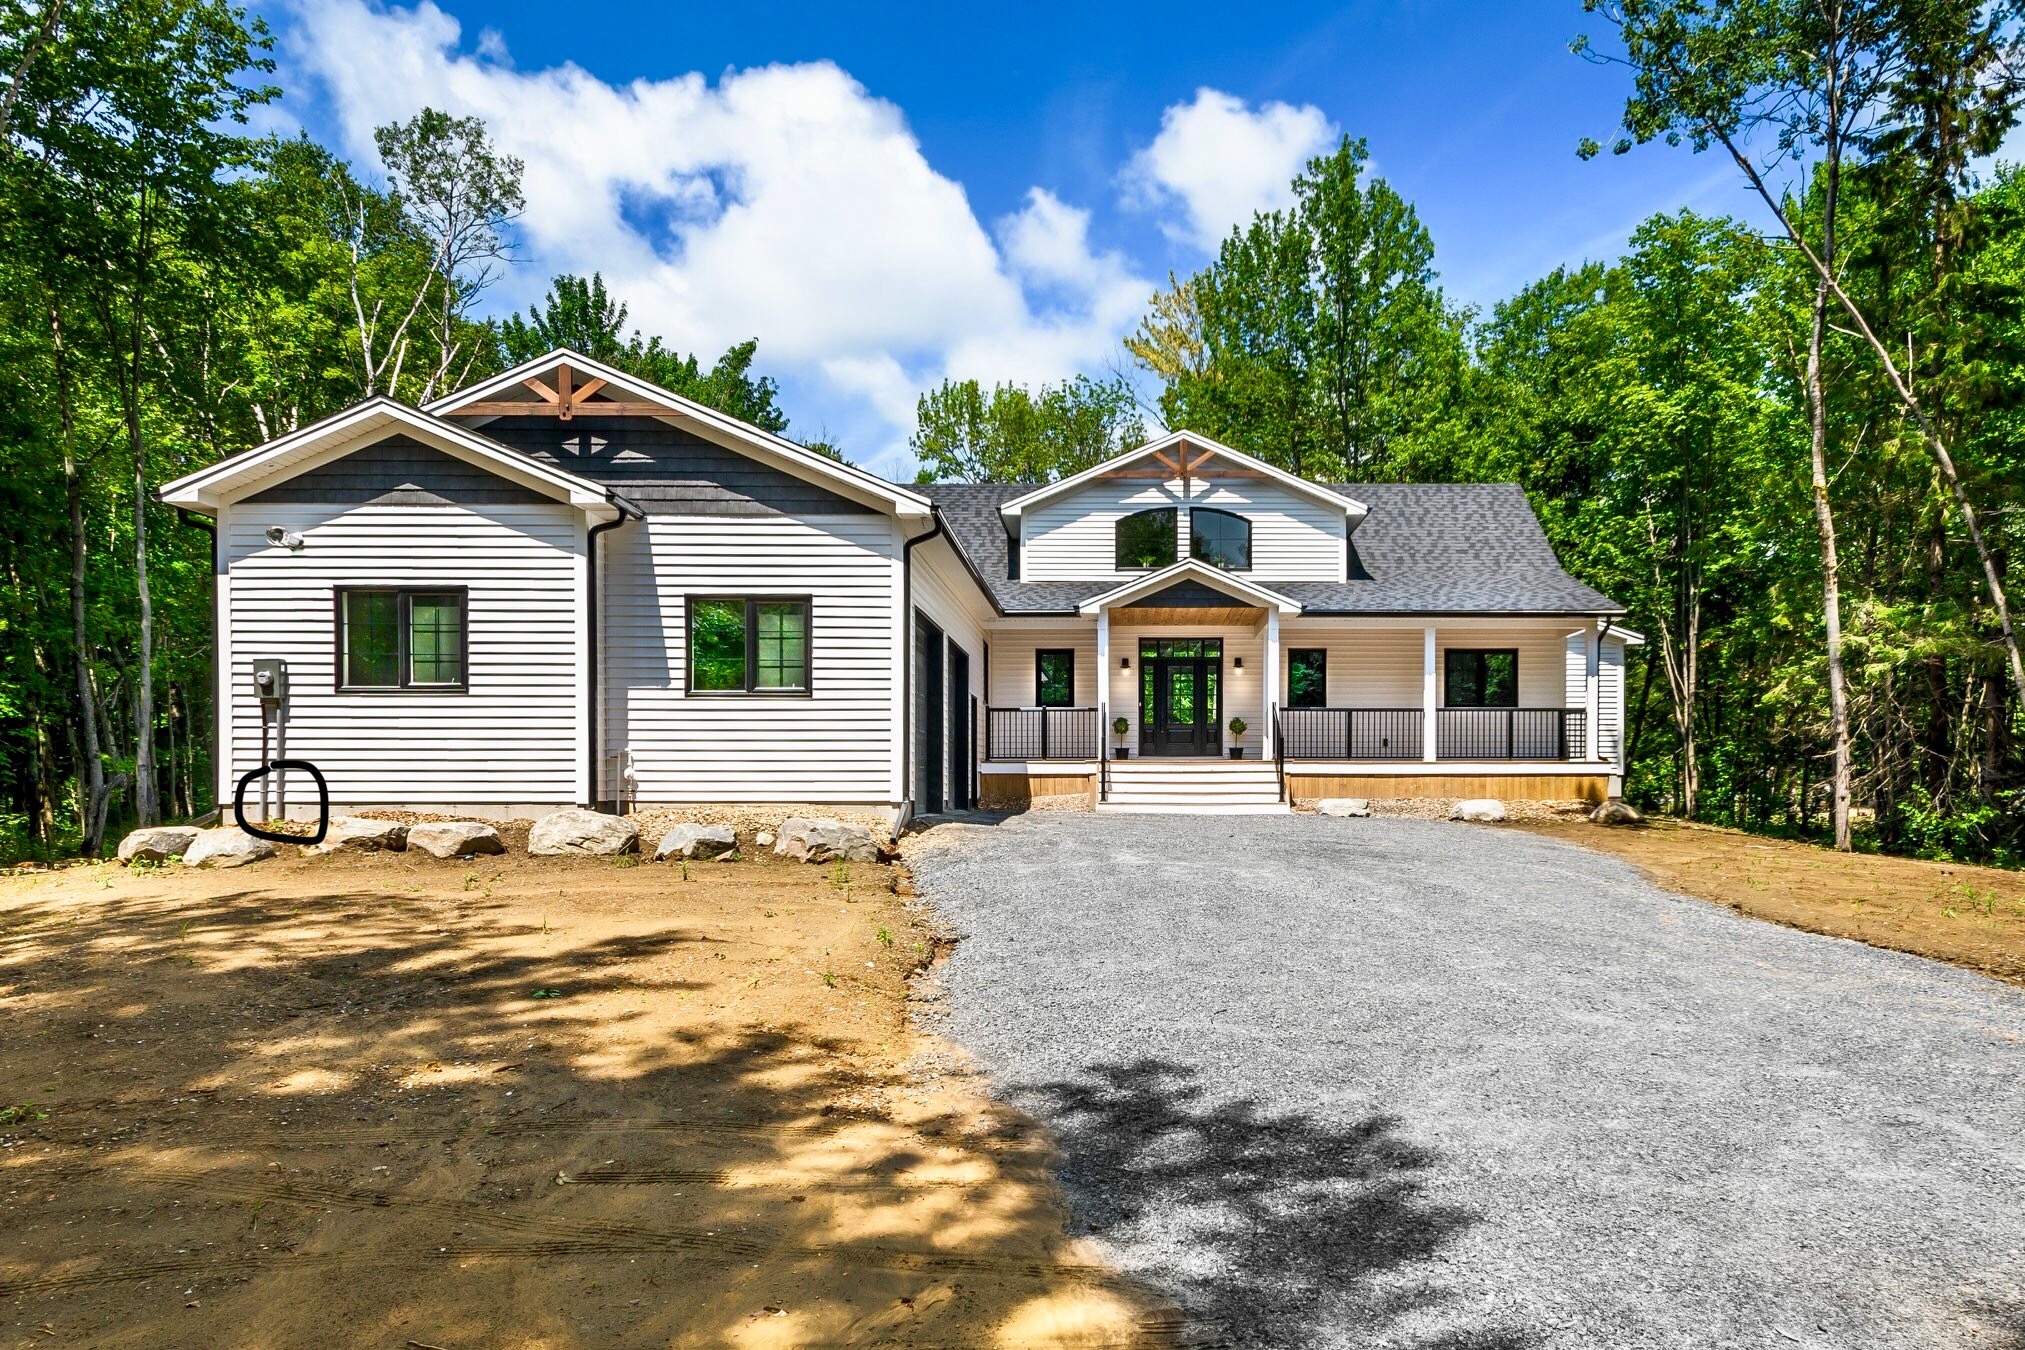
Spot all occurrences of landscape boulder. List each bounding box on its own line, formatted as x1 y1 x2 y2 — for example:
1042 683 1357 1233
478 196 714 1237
773 817 882 864
308 816 408 855
655 823 738 861
1316 798 1371 818
117 826 201 865
1590 798 1646 826
527 808 639 856
183 827 279 868
1449 799 1507 823
406 821 506 859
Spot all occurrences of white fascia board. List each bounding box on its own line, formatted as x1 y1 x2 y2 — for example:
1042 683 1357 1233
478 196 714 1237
159 400 621 521
427 347 932 520
996 430 1368 521
1076 559 1302 616
1607 624 1648 647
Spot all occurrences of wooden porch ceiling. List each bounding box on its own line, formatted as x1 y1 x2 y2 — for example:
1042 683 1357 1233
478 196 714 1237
1109 605 1265 627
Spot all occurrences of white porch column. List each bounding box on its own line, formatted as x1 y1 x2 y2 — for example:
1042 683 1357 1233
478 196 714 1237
1422 624 1438 762
1262 609 1280 757
1095 606 1110 755
1584 622 1601 761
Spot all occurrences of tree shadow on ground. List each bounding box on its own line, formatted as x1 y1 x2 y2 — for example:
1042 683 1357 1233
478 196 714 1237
0 860 1174 1346
1020 1059 1534 1349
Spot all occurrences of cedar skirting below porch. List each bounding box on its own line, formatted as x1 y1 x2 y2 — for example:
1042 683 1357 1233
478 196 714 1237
1287 772 1609 805
979 771 1098 811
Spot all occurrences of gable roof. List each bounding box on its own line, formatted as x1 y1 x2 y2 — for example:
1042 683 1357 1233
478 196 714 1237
1076 560 1301 616
918 480 1625 616
158 399 629 521
994 431 1368 522
428 348 931 519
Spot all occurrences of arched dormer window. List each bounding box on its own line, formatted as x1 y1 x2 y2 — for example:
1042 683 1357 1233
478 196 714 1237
1115 508 1177 569
1191 508 1252 571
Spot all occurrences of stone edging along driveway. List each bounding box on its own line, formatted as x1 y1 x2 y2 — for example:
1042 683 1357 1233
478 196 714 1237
903 811 2025 1350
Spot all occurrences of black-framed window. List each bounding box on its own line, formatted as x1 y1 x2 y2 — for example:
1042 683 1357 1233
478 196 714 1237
336 587 467 692
687 597 811 695
1444 649 1518 707
1287 648 1327 708
1115 508 1177 569
1035 649 1075 707
1191 508 1252 570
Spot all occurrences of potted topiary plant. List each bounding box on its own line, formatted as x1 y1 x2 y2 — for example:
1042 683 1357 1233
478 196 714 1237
1112 716 1131 759
1228 717 1247 758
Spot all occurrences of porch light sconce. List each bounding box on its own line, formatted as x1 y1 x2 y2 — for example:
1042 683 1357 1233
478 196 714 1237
1233 656 1244 670
1120 656 1131 670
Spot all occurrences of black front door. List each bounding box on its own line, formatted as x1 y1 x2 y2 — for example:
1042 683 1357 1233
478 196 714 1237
1140 638 1221 756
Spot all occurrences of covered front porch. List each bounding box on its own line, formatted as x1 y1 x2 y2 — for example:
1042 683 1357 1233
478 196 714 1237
978 562 1624 810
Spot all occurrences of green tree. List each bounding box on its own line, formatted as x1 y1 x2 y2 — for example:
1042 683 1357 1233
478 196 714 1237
910 374 1147 483
1578 0 2025 725
1145 137 1467 480
500 272 800 439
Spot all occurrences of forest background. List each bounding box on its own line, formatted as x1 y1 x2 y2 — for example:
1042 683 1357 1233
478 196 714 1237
5 0 2023 864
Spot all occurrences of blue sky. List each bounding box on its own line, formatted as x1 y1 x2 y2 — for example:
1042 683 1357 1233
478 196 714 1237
253 0 1763 476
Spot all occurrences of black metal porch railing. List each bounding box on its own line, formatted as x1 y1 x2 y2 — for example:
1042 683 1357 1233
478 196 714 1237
1277 707 1424 760
1276 707 1589 761
1436 707 1586 761
985 706 1101 761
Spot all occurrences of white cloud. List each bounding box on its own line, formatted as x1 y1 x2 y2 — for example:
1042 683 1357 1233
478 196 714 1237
280 0 1153 475
1121 88 1338 252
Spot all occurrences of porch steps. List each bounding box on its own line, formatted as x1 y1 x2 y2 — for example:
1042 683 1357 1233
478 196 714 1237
1097 757 1288 814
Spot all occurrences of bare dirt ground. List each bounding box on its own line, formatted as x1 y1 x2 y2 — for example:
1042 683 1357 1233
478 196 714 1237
0 847 1172 1348
1524 817 2025 987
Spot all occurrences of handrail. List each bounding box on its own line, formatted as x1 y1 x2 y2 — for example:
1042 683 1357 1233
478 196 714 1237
1273 705 1286 804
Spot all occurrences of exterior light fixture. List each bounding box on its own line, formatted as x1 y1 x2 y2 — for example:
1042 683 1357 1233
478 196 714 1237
1120 656 1131 669
1233 656 1245 670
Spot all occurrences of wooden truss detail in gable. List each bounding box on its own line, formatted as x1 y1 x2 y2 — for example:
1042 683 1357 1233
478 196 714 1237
455 364 672 421
1099 439 1263 483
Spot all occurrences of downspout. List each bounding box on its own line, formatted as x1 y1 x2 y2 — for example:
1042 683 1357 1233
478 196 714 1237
586 497 643 811
173 506 218 815
899 511 946 830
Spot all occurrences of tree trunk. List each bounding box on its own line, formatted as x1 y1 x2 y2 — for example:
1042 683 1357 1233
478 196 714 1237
53 303 110 855
1715 128 2025 711
106 237 161 827
1807 277 1854 851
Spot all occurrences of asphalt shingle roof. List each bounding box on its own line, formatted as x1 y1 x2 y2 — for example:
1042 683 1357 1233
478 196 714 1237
917 480 1624 616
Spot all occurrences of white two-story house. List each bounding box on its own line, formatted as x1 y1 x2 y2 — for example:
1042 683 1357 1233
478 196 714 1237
161 349 1636 822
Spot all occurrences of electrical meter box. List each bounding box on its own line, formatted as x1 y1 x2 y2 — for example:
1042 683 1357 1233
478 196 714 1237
252 658 288 708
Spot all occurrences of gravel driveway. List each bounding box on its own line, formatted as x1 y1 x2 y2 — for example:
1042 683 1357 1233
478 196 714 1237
904 813 2025 1350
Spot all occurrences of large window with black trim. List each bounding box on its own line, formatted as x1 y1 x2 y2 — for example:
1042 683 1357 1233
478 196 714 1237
1287 649 1327 708
1190 508 1252 570
1035 649 1076 707
687 597 811 695
1444 648 1518 707
1114 508 1177 569
336 587 467 692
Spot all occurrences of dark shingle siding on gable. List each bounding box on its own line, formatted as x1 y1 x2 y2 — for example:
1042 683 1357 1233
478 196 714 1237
917 480 1623 616
243 434 551 506
468 415 874 516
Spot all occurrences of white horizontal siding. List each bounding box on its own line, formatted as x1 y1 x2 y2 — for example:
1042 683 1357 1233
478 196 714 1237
1284 625 1425 708
602 515 902 803
986 626 1099 710
1021 477 1346 582
221 501 584 805
1600 635 1626 766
